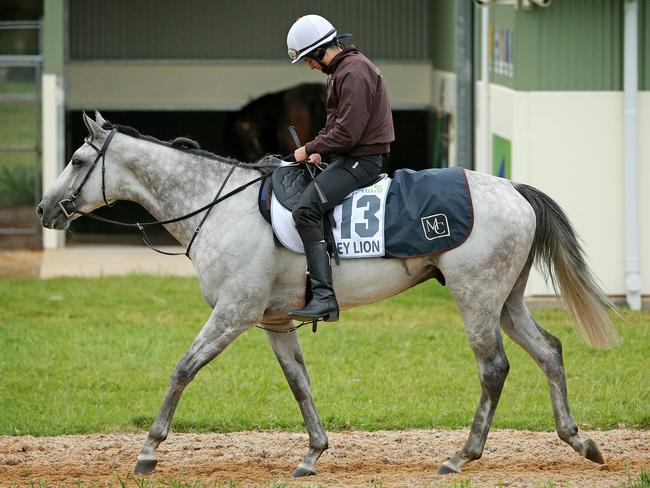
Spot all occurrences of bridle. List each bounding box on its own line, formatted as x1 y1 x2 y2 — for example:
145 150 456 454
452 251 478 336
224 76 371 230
56 126 267 258
58 127 119 219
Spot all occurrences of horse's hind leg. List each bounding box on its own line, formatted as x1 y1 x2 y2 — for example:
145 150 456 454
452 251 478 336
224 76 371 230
437 304 510 474
134 305 251 475
500 261 605 464
264 326 328 477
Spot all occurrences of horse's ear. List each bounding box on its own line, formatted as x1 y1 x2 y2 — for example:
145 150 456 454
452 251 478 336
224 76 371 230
82 111 104 139
82 111 91 133
94 110 107 128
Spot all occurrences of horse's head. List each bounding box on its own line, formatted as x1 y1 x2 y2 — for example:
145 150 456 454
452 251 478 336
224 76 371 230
233 117 265 161
37 110 122 230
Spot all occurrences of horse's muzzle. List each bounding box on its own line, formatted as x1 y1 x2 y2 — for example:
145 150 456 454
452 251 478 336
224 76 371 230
36 199 71 230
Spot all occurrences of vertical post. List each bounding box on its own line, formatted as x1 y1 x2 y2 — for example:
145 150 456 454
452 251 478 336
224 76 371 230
623 0 641 310
479 4 491 174
35 18 43 205
42 0 66 249
456 0 474 169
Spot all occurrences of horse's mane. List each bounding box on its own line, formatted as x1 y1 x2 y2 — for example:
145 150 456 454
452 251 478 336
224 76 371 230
101 121 275 174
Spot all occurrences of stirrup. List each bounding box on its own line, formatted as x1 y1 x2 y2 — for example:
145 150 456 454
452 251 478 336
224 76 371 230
288 306 339 322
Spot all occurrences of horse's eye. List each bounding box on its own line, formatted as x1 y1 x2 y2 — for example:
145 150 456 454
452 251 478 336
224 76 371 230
71 158 84 166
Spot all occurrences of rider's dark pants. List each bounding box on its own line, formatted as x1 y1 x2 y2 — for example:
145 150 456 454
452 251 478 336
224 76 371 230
292 154 384 244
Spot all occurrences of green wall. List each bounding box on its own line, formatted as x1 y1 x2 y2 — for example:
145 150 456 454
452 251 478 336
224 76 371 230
478 0 631 91
429 0 456 72
440 0 650 91
68 0 430 61
481 6 517 89
516 0 622 91
641 0 650 90
43 0 65 75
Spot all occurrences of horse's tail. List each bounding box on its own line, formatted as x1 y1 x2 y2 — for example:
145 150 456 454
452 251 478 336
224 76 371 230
513 183 620 349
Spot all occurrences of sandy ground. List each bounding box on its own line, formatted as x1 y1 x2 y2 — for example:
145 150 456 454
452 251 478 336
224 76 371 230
0 249 41 278
1 429 649 487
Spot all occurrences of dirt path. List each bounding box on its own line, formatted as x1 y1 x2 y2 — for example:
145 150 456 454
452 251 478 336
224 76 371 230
0 250 41 278
1 429 649 487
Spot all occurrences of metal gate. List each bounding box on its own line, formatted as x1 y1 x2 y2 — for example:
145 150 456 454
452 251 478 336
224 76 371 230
0 20 42 249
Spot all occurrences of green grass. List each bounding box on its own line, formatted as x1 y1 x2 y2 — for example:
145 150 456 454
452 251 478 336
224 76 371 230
0 101 39 207
0 159 37 207
619 468 650 488
0 80 38 94
0 101 38 146
0 276 649 436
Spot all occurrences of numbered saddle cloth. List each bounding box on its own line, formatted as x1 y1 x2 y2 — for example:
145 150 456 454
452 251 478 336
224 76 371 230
259 166 473 259
271 175 391 258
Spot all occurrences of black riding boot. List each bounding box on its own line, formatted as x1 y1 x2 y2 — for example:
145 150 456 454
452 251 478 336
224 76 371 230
289 241 339 322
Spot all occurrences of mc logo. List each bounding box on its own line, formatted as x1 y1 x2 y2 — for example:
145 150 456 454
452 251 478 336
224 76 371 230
421 213 451 240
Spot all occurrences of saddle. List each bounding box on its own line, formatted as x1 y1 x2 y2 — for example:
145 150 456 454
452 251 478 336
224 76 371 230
271 163 315 210
266 163 345 262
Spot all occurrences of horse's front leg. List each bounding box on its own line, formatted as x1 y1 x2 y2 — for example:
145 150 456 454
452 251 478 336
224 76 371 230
134 305 253 475
264 326 328 477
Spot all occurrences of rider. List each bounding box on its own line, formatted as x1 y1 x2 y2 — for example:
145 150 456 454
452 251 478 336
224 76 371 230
286 14 395 322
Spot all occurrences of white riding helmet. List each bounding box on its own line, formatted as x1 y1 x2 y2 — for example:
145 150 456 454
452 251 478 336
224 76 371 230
287 15 337 63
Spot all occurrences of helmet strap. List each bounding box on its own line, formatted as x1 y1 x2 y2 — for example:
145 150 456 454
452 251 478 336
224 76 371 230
306 48 328 70
312 47 326 61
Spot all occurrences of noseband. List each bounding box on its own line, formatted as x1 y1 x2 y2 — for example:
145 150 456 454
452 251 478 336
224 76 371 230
58 127 119 218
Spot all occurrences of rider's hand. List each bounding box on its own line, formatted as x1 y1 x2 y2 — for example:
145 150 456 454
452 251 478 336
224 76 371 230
307 153 321 164
294 146 308 162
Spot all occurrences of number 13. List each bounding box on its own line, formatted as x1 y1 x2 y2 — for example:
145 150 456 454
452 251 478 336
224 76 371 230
340 195 380 239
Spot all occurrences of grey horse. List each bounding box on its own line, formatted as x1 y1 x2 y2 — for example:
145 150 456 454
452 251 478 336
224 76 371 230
37 111 618 477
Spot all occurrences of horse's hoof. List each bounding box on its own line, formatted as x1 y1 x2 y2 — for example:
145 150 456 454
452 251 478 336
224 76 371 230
583 439 605 464
134 458 158 475
291 463 316 477
436 463 460 475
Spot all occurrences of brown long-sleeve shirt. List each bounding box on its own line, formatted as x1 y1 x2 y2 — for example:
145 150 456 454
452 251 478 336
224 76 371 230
304 47 394 157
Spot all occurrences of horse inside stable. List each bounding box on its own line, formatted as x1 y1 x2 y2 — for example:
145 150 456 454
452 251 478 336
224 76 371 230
229 83 439 174
230 83 327 162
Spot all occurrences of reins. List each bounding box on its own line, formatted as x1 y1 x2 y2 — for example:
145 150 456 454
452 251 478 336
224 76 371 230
76 169 267 257
59 125 269 258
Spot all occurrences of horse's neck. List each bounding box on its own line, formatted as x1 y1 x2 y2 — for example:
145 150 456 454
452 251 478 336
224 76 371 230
120 141 249 248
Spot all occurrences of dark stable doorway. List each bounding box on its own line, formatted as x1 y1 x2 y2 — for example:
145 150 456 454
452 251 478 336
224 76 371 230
65 109 436 244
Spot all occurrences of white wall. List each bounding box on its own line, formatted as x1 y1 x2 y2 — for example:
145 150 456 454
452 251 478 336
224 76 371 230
476 84 649 297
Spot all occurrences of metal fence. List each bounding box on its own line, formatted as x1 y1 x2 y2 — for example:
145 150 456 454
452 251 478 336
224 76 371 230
0 20 42 247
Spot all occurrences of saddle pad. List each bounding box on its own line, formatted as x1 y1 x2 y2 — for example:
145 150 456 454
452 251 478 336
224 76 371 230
271 176 391 258
384 167 473 257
